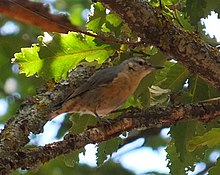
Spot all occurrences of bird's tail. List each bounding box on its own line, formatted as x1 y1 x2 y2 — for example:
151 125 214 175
49 99 78 119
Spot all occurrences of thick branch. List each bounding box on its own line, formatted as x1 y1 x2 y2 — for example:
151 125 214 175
1 0 220 87
1 60 220 174
1 0 220 174
0 0 78 33
0 65 95 175
98 0 220 88
0 0 137 45
2 98 220 173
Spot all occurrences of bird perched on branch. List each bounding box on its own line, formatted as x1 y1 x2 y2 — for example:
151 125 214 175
50 57 163 119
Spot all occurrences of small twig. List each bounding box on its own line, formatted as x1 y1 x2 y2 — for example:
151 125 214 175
2 0 141 46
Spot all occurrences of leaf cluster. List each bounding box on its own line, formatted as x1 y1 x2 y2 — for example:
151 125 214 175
1 0 220 174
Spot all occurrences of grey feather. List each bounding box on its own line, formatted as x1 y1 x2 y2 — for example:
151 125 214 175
65 64 123 101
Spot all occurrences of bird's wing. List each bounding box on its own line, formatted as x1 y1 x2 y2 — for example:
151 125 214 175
64 65 122 101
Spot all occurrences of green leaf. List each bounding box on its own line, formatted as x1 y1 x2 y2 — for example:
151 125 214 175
120 95 142 110
69 114 98 134
185 0 207 25
204 0 220 18
96 137 123 166
188 128 220 152
168 120 206 173
150 0 180 8
209 157 220 175
14 32 116 81
166 140 186 174
184 0 220 27
69 4 85 27
106 14 122 28
154 62 174 85
171 120 197 162
87 2 106 32
105 14 123 37
154 62 189 91
64 148 85 167
134 73 156 108
87 2 123 37
15 44 41 77
174 11 194 31
180 75 220 103
145 135 169 149
206 117 220 131
149 51 168 66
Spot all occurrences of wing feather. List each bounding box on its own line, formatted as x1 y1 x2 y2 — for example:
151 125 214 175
65 65 122 101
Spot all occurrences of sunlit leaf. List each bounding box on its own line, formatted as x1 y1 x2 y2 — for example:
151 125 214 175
15 44 41 77
14 32 116 81
106 14 122 27
87 2 106 32
69 4 85 26
87 2 124 37
188 128 220 152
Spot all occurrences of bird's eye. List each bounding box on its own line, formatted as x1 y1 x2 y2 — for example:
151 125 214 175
138 61 144 65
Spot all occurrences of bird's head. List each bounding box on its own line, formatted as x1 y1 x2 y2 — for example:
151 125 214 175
123 57 163 76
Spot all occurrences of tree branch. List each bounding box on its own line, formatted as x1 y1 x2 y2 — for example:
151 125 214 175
1 97 220 173
0 0 138 45
1 0 220 88
98 0 220 89
0 65 95 174
1 62 220 173
0 0 75 33
1 0 220 174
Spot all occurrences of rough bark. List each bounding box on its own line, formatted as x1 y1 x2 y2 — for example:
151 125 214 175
1 0 220 87
98 0 220 88
0 65 94 175
0 0 220 174
1 95 220 174
0 0 135 45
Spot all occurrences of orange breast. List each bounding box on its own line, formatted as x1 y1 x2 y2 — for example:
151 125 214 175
95 71 142 116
